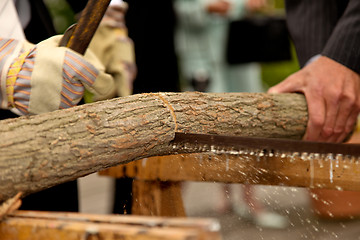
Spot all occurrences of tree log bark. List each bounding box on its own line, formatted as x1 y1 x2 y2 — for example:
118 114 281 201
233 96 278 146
0 92 307 202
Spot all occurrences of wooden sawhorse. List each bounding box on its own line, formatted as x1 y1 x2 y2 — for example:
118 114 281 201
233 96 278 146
100 150 360 217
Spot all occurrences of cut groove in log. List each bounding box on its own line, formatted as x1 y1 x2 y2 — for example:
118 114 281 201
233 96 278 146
0 92 307 203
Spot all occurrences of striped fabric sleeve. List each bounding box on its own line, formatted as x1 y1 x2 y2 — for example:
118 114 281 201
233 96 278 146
3 42 100 114
0 38 20 109
61 51 99 109
9 49 36 115
11 49 99 112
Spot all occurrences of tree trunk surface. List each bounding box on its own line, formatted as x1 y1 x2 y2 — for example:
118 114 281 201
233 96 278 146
0 92 307 202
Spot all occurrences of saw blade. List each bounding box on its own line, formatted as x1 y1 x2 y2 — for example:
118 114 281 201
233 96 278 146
172 132 360 158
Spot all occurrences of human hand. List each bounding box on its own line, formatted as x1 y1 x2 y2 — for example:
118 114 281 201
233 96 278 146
0 35 114 115
206 0 231 15
102 2 128 28
88 0 136 99
245 0 267 12
268 56 360 143
89 24 136 98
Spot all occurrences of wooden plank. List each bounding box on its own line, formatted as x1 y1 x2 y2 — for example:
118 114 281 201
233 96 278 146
0 211 221 240
132 181 185 217
100 151 360 192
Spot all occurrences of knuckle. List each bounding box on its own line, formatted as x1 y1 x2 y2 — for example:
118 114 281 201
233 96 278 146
333 127 344 135
345 125 354 134
327 89 342 104
345 119 357 133
311 115 325 128
340 91 356 105
322 126 334 137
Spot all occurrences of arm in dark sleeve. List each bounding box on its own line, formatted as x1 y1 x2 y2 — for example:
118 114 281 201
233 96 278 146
285 0 345 68
322 0 360 73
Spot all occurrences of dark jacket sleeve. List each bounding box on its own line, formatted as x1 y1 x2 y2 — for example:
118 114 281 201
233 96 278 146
285 0 360 73
322 0 360 73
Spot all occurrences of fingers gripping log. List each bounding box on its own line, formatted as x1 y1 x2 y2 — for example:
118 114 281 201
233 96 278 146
0 92 308 203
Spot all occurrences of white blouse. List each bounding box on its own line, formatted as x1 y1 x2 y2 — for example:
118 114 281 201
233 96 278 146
0 0 25 40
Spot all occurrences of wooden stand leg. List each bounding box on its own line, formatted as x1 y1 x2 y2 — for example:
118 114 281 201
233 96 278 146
132 180 186 217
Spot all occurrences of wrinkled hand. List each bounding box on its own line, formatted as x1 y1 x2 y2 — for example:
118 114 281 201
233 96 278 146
206 0 231 15
268 56 360 143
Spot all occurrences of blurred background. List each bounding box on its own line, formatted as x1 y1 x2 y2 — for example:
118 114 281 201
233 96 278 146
44 0 300 92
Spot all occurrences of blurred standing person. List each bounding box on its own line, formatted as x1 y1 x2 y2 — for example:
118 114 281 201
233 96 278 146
174 0 264 93
174 0 287 229
123 0 180 93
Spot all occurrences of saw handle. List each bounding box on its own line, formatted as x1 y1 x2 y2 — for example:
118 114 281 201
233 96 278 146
60 0 111 55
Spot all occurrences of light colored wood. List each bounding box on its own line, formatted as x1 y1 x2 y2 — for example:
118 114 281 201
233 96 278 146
0 211 221 240
0 92 307 203
0 192 22 220
132 180 185 217
309 132 360 219
100 151 360 192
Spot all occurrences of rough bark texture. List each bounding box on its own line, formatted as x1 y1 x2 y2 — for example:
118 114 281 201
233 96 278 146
0 92 307 202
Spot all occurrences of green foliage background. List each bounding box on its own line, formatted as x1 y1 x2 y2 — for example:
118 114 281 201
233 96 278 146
44 0 75 34
260 0 299 89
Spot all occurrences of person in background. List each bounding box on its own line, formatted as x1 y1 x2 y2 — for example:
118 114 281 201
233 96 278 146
269 0 360 220
123 0 180 94
0 0 135 213
269 0 360 143
174 0 264 93
174 0 288 229
0 0 110 212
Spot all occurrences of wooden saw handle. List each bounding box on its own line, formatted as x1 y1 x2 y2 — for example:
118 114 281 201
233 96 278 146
60 0 111 55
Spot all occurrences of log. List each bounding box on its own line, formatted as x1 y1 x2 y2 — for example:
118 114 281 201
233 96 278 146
101 142 360 216
0 92 307 202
